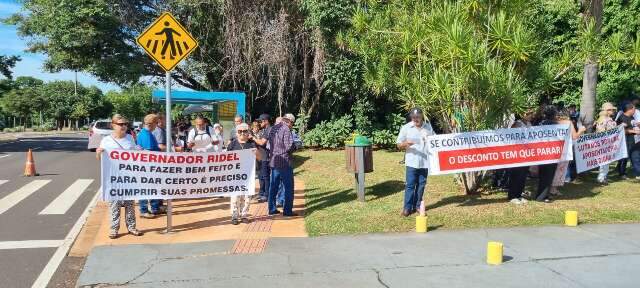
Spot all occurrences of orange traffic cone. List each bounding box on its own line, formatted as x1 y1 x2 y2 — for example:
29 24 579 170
24 148 39 177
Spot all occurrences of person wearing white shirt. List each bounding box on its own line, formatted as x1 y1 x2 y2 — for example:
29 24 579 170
187 116 221 152
96 114 143 239
396 108 435 217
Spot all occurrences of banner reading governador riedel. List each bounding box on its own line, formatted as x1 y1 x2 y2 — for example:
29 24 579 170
101 149 256 201
427 124 573 175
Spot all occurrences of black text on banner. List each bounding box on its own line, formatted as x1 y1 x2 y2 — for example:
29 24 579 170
100 149 256 201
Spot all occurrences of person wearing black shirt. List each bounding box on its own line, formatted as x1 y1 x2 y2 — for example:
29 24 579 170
616 102 640 178
227 123 259 225
535 105 559 203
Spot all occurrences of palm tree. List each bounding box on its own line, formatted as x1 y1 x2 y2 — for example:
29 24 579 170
579 0 603 131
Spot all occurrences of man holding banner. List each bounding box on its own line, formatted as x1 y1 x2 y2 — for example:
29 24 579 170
396 108 435 217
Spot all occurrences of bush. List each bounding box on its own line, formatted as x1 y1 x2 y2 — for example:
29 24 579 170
303 115 353 149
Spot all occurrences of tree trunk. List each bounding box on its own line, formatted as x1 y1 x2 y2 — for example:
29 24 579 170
460 172 484 195
580 62 598 131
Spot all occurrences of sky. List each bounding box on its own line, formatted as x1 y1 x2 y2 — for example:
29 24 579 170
0 0 120 92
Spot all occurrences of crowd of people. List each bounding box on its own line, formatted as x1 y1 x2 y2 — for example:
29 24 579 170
397 96 640 216
96 112 302 238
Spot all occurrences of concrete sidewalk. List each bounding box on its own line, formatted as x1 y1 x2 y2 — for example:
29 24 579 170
76 223 640 287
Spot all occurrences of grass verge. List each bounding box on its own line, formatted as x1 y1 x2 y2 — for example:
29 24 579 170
294 149 640 236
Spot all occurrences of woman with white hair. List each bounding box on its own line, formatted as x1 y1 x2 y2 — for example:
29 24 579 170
226 123 260 224
595 103 618 183
96 114 144 239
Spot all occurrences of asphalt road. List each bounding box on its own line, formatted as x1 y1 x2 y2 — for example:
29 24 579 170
0 133 100 288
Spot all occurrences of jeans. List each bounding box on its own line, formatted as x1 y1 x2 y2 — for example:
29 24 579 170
404 167 428 212
276 181 285 205
269 166 294 215
139 199 162 214
258 160 271 198
631 149 640 176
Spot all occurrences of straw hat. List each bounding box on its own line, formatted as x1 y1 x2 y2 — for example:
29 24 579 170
601 102 616 111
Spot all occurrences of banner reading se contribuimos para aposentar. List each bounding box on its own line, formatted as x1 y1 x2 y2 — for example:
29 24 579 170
101 149 256 201
427 124 572 175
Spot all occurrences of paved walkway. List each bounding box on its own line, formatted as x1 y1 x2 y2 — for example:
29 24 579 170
76 223 640 287
70 180 307 258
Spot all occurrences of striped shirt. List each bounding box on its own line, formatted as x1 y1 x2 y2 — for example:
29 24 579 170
268 123 294 168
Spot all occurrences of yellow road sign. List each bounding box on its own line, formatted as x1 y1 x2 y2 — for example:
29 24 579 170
136 12 198 72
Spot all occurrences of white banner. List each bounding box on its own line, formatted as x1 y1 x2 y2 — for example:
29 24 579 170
427 124 573 175
574 126 627 173
101 149 256 201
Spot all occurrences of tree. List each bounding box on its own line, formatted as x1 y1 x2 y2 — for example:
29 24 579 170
0 77 44 127
0 55 20 79
579 0 603 131
105 85 157 121
347 0 546 193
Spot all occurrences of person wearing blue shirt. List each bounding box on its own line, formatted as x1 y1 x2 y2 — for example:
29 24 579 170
137 114 164 218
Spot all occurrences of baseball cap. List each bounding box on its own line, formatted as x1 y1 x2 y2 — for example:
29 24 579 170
258 114 270 121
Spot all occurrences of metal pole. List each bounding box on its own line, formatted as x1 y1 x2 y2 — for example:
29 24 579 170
356 146 365 202
165 71 173 233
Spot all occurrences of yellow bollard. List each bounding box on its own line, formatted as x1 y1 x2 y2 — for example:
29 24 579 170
565 211 578 227
416 216 427 233
486 242 503 265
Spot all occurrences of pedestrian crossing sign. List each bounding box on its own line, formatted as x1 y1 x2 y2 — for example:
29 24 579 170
136 12 198 72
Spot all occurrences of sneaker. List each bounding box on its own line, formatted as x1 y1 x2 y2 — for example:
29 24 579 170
241 217 249 224
232 218 240 225
635 176 640 180
258 196 267 203
519 198 528 204
109 230 118 239
128 229 143 236
509 198 522 205
140 212 155 219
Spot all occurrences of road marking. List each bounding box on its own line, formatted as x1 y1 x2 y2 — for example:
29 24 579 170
18 139 87 142
0 180 51 214
0 240 63 250
31 189 99 288
0 154 11 159
39 179 94 215
0 180 7 186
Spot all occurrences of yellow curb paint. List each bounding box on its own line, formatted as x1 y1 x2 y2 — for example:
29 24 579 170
565 211 578 227
416 216 427 233
486 241 503 265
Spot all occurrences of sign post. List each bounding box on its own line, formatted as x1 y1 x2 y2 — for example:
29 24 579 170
136 12 198 234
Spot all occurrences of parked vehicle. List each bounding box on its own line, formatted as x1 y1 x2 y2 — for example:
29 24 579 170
87 120 112 151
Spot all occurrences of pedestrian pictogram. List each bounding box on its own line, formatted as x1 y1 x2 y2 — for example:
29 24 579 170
136 12 198 72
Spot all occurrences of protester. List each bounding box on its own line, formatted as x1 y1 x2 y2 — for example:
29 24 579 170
96 114 143 239
396 108 436 216
136 114 165 218
212 123 224 151
535 105 560 203
187 116 218 152
507 111 534 204
595 103 618 183
153 114 167 152
549 109 586 196
229 114 244 143
254 114 272 202
251 120 260 136
616 102 640 179
226 123 259 224
267 113 297 216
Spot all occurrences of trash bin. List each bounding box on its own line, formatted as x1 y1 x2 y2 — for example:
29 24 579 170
345 135 373 202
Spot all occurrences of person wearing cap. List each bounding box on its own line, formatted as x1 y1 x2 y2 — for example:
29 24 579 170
267 113 298 216
595 102 618 183
396 108 435 217
227 123 260 224
254 114 272 202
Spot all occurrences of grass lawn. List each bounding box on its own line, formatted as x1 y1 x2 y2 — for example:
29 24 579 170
294 149 640 236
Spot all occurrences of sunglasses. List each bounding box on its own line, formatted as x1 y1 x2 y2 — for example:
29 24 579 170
237 130 250 134
112 122 128 127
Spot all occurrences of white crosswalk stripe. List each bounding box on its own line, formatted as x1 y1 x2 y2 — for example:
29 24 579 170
0 180 51 214
0 240 63 250
0 180 7 187
39 179 94 215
